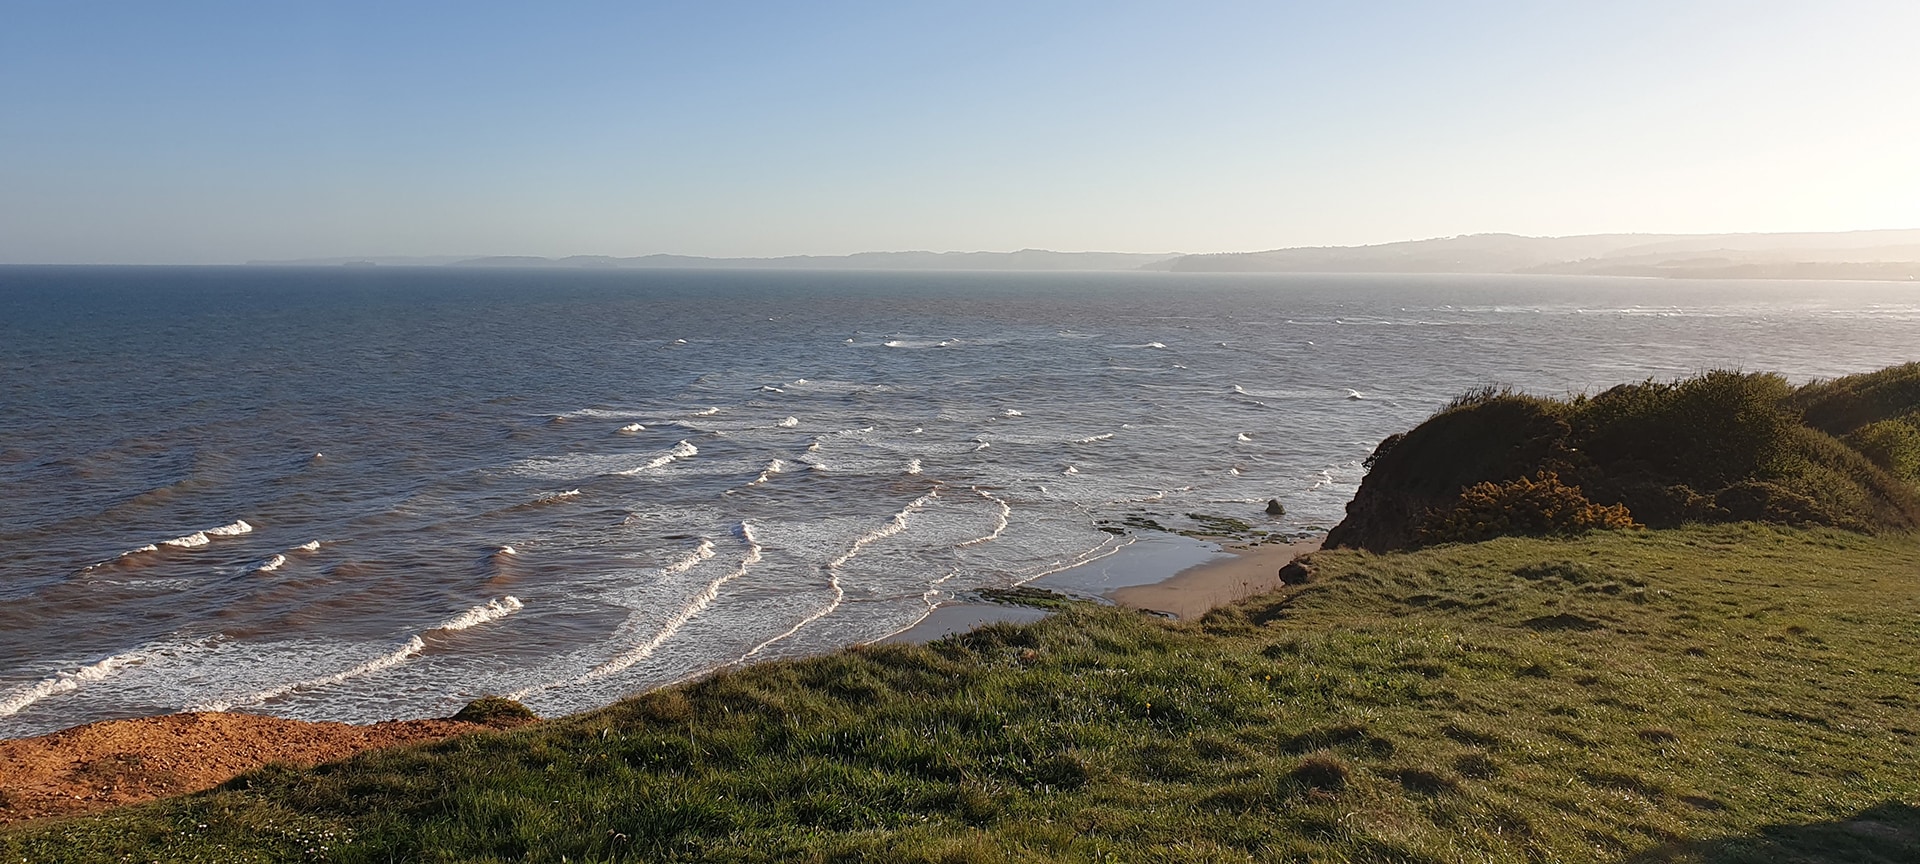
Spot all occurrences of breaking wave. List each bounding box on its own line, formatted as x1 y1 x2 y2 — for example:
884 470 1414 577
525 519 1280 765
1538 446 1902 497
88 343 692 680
193 597 523 712
578 524 760 682
614 441 698 475
82 520 254 571
0 638 215 717
741 494 936 661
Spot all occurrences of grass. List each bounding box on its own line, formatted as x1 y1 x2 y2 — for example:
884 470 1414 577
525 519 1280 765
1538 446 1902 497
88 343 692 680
5 524 1918 862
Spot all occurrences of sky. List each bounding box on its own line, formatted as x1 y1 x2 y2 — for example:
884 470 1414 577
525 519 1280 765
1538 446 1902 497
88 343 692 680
3 1 1918 263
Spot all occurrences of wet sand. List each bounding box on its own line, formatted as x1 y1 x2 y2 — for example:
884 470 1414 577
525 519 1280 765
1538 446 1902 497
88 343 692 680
1110 537 1322 619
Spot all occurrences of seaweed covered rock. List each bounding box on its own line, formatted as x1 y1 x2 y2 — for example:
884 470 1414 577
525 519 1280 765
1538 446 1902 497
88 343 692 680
1328 366 1920 551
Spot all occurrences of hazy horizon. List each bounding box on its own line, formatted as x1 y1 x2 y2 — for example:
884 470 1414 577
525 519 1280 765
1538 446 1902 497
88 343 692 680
5 1 1918 264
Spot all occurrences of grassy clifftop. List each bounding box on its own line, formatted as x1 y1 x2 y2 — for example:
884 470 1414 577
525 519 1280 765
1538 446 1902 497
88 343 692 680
1327 363 1920 551
6 525 1917 862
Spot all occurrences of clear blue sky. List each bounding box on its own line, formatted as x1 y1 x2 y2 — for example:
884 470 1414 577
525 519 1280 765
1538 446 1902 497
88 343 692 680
3 1 1917 263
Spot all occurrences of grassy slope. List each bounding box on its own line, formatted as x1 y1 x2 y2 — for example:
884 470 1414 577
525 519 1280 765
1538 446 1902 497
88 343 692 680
6 525 1918 863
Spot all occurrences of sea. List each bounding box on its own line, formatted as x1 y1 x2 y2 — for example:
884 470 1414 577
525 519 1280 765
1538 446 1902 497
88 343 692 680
2 266 1916 738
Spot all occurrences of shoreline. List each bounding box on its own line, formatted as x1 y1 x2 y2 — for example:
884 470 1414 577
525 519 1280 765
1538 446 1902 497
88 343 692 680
0 529 1322 826
1110 535 1322 619
884 531 1323 643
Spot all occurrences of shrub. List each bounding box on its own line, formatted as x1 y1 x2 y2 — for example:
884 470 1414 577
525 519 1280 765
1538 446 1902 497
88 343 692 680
1419 471 1638 544
451 696 538 727
1845 416 1920 484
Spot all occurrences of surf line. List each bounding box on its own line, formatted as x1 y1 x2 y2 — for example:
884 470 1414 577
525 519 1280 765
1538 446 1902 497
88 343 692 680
0 636 221 718
190 597 523 713
572 522 762 684
956 487 1011 548
734 492 937 663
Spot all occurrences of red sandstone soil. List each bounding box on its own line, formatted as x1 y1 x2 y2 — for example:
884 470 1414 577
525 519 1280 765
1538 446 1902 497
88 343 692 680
0 711 504 824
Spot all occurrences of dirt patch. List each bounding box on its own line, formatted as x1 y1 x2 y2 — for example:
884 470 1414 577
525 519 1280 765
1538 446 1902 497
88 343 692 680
0 711 504 824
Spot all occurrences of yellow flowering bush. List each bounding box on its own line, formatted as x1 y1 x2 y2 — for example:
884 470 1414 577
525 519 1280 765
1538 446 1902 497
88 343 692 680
1419 471 1638 544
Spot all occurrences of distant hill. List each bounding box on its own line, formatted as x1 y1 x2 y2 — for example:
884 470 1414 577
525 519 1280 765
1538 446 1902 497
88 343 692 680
442 250 1182 272
1151 229 1920 280
247 229 1920 279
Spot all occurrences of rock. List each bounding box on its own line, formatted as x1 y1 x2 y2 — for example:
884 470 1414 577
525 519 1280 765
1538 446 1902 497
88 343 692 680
1265 499 1286 516
1278 559 1313 585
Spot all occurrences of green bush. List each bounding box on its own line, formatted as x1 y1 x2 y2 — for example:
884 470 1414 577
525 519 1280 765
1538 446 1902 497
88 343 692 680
1845 415 1920 484
1332 365 1920 550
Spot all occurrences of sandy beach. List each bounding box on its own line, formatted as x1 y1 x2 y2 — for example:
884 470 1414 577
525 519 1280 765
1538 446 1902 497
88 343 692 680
1110 536 1322 619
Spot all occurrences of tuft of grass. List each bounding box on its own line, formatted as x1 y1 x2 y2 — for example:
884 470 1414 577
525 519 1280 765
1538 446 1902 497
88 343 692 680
448 696 538 727
4 525 1918 862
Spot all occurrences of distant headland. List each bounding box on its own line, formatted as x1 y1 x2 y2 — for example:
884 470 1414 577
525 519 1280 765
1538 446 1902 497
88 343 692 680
245 228 1920 280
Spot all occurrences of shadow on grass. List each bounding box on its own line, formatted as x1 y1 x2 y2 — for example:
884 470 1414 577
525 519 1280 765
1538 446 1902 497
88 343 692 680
1629 802 1920 864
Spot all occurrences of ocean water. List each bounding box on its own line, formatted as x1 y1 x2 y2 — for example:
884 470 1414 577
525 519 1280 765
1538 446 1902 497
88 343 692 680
2 266 1916 737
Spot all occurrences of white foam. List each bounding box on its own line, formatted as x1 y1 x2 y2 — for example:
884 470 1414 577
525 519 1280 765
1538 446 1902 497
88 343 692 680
294 540 322 553
1229 467 1242 476
579 524 759 682
743 494 937 661
194 638 427 712
205 520 253 537
957 488 1011 547
252 554 288 574
884 340 904 347
194 596 524 712
658 539 719 577
905 458 922 475
1232 385 1247 394
671 338 688 345
0 640 209 717
84 519 255 571
776 416 799 428
1002 409 1023 417
973 441 990 451
909 427 923 434
1073 433 1114 444
497 545 518 556
1146 342 1168 349
618 423 645 434
1014 535 1137 585
1237 433 1253 442
1062 465 1080 475
613 440 698 475
759 386 784 393
433 596 524 632
741 459 787 489
534 489 582 505
1345 389 1365 400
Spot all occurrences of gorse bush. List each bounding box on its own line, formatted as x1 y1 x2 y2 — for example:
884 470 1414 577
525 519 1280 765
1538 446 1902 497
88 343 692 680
1330 364 1920 550
1419 471 1639 544
1845 415 1920 484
